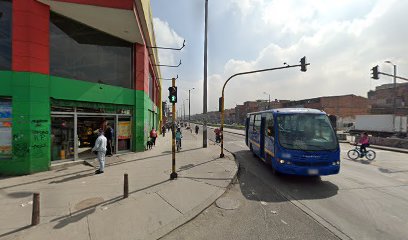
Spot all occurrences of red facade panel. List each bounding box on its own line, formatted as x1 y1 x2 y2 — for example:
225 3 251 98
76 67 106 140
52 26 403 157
53 0 133 10
12 0 50 75
135 43 149 94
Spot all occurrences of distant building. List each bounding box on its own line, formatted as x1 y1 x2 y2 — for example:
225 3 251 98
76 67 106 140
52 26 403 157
368 82 408 115
281 94 369 118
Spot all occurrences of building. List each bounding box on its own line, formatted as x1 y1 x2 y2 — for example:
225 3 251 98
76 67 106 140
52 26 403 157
282 95 369 117
0 0 162 175
368 82 408 115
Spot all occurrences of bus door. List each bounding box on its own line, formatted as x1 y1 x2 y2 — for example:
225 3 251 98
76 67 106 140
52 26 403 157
245 117 250 146
260 116 266 158
264 113 276 165
252 114 262 155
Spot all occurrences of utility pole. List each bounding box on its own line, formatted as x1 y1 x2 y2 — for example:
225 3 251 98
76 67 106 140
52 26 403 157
170 77 177 180
203 0 208 148
189 88 195 126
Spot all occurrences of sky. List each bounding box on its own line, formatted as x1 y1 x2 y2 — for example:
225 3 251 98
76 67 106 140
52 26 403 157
151 0 408 115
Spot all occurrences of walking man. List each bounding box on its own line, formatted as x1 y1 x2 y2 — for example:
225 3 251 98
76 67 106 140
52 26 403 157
105 122 113 156
92 129 107 174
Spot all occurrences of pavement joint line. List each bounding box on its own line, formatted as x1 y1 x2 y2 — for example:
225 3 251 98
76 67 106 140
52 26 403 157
86 216 92 240
180 176 228 189
155 192 183 215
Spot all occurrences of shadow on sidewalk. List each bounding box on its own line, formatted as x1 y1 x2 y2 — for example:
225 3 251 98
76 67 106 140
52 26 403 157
0 225 32 239
0 152 175 190
177 157 220 172
48 172 95 184
50 179 171 229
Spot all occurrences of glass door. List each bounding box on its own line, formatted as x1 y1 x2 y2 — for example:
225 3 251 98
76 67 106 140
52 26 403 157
51 116 75 161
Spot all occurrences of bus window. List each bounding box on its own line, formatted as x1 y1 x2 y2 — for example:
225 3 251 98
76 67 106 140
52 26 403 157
249 115 255 130
265 113 274 137
254 114 261 132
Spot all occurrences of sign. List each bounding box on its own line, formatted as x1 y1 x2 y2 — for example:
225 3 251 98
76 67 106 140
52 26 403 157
118 121 131 140
0 99 12 160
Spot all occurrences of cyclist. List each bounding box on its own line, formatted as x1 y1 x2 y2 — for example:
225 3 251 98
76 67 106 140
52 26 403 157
359 132 370 157
176 128 183 150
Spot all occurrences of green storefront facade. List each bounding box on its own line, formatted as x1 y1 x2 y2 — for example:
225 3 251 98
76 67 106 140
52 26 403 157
0 0 162 175
0 71 160 175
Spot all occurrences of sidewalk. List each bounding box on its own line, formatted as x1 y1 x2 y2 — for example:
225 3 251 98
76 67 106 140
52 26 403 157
0 130 238 240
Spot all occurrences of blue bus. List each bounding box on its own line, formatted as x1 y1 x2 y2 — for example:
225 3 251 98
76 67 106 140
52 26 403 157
246 108 340 176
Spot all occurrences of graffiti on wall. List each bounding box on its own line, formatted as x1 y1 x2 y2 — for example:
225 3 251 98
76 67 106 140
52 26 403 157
0 99 12 160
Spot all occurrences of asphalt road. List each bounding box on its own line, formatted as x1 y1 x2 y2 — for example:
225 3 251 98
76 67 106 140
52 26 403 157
162 126 408 240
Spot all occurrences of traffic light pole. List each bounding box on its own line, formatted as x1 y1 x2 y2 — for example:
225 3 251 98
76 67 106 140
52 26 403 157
170 77 177 180
219 60 309 158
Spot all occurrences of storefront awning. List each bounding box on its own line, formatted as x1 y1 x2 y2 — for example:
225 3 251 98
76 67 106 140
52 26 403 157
37 0 144 44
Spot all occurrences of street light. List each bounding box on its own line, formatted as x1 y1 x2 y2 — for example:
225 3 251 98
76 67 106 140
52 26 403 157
189 88 195 126
384 61 397 116
263 92 270 109
203 0 208 148
183 99 189 122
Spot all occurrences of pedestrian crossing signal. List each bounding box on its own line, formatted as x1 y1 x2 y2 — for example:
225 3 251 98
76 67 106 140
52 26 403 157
168 86 177 103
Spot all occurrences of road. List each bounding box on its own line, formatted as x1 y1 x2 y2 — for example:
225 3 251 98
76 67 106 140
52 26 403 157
162 126 408 240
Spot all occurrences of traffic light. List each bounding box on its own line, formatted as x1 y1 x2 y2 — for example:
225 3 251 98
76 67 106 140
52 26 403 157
371 65 379 79
168 86 177 103
300 56 307 72
218 97 222 112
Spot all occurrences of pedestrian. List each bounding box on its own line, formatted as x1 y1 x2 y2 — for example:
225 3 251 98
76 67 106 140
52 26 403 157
92 129 107 174
214 128 221 143
150 127 157 146
195 125 199 135
162 125 166 137
104 122 113 156
176 127 183 150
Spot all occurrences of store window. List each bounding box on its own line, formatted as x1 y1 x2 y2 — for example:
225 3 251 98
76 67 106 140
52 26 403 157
50 12 133 88
149 72 154 100
0 98 12 160
118 117 131 151
0 0 12 70
51 116 75 161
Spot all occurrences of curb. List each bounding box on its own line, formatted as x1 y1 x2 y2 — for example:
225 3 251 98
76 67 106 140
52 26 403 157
149 148 240 240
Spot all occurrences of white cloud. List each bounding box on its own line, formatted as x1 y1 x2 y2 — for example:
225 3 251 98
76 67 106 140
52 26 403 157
213 0 408 111
153 18 184 66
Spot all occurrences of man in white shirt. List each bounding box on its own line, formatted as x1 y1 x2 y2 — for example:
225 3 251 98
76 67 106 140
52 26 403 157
92 129 107 174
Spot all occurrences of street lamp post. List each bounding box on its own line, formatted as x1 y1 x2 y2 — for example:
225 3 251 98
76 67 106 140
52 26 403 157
189 88 195 126
385 61 397 117
203 0 208 148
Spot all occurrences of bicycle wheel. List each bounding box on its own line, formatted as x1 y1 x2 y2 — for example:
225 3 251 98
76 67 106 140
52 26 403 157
347 149 359 160
365 150 376 161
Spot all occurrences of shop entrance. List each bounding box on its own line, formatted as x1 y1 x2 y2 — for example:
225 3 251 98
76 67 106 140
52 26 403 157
77 116 115 159
51 105 132 163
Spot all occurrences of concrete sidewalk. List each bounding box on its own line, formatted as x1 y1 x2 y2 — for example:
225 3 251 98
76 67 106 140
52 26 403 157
0 130 238 240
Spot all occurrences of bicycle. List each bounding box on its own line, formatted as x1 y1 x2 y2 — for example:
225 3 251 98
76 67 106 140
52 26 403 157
347 145 376 161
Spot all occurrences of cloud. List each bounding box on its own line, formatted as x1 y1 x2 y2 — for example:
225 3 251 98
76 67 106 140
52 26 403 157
153 17 184 66
210 0 408 111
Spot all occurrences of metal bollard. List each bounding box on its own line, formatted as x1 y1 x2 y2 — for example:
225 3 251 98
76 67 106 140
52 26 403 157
124 173 129 198
31 192 40 226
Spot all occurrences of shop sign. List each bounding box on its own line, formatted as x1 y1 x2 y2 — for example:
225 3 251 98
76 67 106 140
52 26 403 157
118 121 131 139
0 100 12 160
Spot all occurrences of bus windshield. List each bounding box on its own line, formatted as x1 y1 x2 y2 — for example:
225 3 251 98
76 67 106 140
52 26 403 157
277 114 338 151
